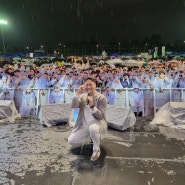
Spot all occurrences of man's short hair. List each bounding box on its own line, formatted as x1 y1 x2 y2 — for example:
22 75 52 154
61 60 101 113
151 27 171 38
84 77 96 83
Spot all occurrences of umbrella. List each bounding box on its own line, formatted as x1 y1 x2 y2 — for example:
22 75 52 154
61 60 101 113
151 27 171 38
24 61 33 66
63 62 72 66
168 60 180 63
148 60 161 65
40 63 50 68
90 62 99 66
106 59 123 65
122 59 145 67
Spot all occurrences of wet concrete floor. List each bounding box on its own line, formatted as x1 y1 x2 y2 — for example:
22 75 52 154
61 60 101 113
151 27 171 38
0 117 185 185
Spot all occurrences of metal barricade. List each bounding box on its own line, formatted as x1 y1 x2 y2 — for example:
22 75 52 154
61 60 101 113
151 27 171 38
1 87 184 117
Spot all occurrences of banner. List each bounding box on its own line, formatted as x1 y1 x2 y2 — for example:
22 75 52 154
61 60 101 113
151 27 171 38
162 46 165 57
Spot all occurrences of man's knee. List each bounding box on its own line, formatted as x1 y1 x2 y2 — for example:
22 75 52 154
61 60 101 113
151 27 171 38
89 124 100 134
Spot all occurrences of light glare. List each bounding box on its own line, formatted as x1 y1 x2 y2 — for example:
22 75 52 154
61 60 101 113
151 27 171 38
0 20 8 25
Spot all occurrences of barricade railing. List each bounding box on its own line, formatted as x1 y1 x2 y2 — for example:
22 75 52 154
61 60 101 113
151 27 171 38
0 87 184 117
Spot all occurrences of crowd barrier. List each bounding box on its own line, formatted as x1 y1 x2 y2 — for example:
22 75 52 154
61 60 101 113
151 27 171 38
0 87 185 116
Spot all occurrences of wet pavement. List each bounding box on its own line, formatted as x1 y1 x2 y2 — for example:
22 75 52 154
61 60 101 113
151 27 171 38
0 117 185 185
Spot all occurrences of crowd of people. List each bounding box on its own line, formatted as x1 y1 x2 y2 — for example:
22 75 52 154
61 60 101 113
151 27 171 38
0 58 185 117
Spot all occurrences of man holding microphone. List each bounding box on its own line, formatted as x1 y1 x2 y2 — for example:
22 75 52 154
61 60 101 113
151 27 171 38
68 77 107 161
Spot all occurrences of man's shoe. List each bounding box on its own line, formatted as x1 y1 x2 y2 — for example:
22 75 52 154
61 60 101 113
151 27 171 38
90 148 101 161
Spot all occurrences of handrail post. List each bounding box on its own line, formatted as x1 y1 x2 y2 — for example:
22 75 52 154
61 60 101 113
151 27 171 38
125 88 129 108
153 88 156 115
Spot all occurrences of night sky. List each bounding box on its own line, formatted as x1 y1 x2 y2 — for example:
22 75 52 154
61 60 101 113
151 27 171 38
0 0 185 48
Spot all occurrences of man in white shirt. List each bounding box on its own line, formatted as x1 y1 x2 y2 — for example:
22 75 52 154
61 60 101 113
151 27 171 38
68 77 107 161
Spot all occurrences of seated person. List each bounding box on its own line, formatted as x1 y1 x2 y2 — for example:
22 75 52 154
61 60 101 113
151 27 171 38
0 87 14 100
49 85 65 104
129 84 144 117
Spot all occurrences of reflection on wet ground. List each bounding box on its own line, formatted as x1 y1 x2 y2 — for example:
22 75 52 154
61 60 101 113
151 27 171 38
0 117 185 185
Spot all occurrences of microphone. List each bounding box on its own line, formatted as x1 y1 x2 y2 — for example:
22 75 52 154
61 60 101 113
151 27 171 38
87 91 91 105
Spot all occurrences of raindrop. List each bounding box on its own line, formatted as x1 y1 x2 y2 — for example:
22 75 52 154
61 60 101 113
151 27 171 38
77 9 80 18
50 6 54 14
150 13 153 21
70 3 73 10
100 1 103 7
133 16 136 24
76 0 84 26
126 27 129 33
110 10 114 16
22 3 25 9
90 9 94 16
31 15 35 26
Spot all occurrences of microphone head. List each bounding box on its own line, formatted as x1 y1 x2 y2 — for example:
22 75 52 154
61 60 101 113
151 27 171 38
86 90 91 105
87 90 91 96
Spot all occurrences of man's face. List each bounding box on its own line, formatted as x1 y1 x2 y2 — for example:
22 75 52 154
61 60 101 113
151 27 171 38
159 73 165 79
14 71 20 77
43 74 48 79
21 74 27 79
26 89 31 93
83 72 88 78
56 74 60 79
105 87 110 93
54 87 59 92
124 75 128 79
2 78 7 82
134 88 139 93
84 79 96 93
73 73 79 79
29 70 35 76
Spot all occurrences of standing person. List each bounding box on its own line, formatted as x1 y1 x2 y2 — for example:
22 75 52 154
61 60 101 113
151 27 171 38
120 73 133 88
19 88 36 116
68 77 107 161
70 72 81 89
154 71 171 108
49 85 65 104
13 70 31 112
0 76 9 89
103 86 116 105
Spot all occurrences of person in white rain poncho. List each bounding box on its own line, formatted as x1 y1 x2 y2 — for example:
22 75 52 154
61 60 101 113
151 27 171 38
103 85 116 105
19 88 36 116
13 70 31 112
0 76 9 89
154 71 171 108
49 85 65 104
129 84 144 117
0 87 14 100
141 77 154 117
